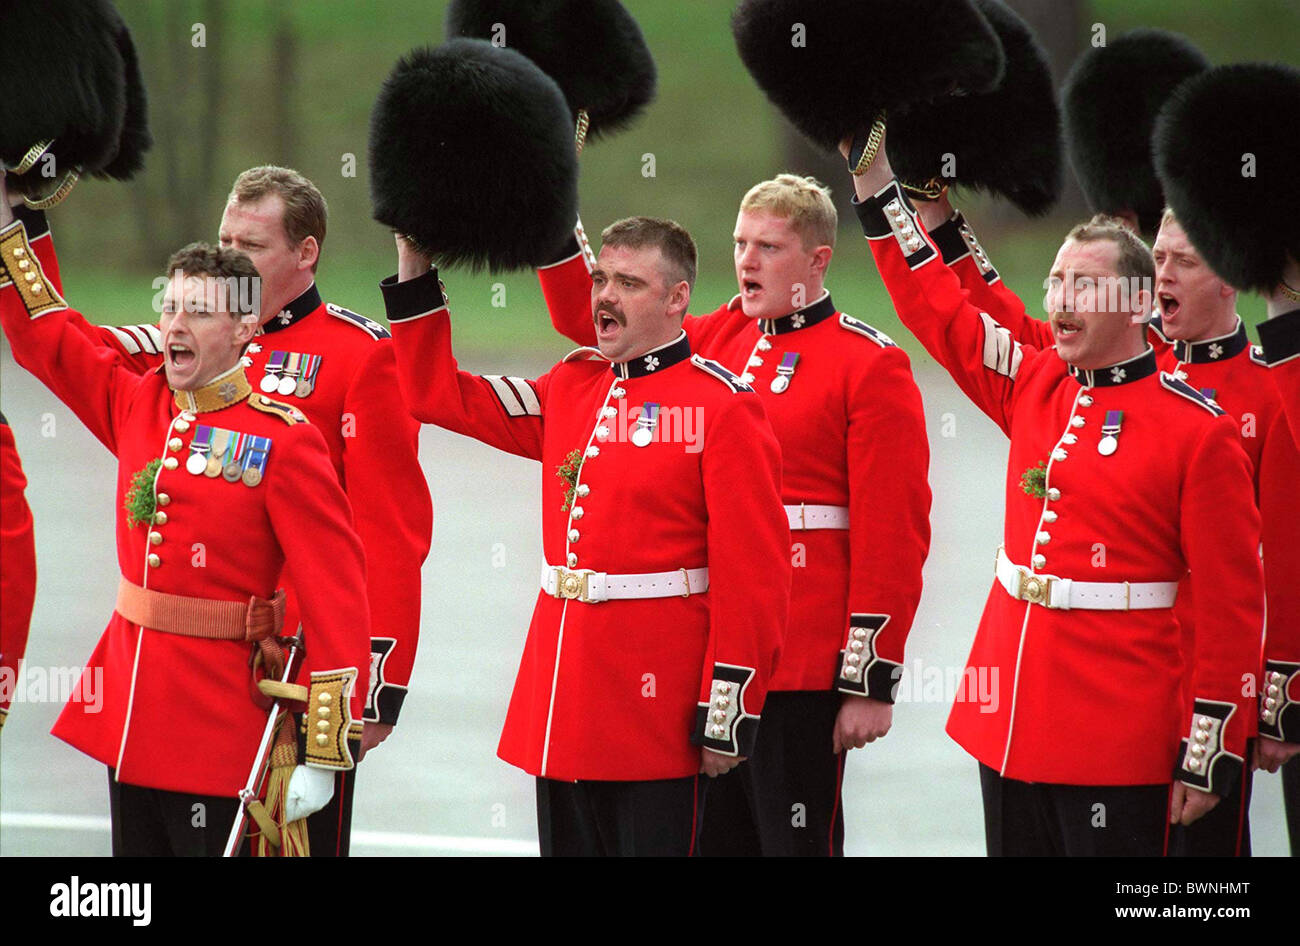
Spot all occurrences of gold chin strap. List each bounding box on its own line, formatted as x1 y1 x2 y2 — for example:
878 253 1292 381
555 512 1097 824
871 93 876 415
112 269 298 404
22 168 81 209
575 109 591 156
851 111 888 176
11 140 53 175
901 177 948 202
1278 281 1300 303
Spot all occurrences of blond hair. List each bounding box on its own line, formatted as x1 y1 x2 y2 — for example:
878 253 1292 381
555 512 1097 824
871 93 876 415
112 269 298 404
228 166 327 271
740 174 837 250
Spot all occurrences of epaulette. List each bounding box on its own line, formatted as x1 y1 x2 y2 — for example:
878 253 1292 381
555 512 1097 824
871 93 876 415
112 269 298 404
1159 372 1225 416
249 394 307 425
325 303 390 340
562 346 606 363
1147 315 1172 345
838 314 896 347
1249 344 1268 367
691 354 752 392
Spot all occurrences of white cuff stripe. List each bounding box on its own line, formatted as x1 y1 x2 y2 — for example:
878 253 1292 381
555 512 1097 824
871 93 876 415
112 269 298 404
107 326 143 354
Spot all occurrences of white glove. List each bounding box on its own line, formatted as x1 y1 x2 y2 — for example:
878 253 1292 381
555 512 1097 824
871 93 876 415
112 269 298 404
284 765 335 822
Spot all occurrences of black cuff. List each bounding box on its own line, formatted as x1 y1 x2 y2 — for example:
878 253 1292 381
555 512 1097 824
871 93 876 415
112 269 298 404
12 204 49 241
379 267 447 323
835 614 900 702
1173 699 1243 796
1256 307 1300 366
851 182 938 270
928 215 969 266
1259 660 1299 742
692 664 759 757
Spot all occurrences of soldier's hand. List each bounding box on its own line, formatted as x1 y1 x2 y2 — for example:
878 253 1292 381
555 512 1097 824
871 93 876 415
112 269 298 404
832 694 892 753
394 232 433 283
360 721 394 759
1169 781 1221 826
838 130 894 201
700 748 745 778
914 189 955 233
1254 738 1300 773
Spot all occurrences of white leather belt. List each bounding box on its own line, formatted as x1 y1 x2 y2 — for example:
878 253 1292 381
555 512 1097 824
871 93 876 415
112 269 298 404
995 547 1178 611
785 504 850 531
541 565 709 604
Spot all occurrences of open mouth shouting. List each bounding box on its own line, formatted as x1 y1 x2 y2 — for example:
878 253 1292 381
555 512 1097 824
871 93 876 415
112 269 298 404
742 278 763 299
594 307 626 342
165 338 199 385
1157 290 1181 322
1051 314 1085 342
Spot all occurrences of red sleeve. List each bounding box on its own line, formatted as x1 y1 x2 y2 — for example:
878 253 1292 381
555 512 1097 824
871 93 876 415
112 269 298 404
267 421 373 767
539 218 598 348
0 420 37 727
693 392 790 756
1174 416 1266 789
1 219 141 455
1258 408 1300 742
1257 307 1300 443
833 347 932 701
852 181 1050 437
341 342 433 725
382 269 546 461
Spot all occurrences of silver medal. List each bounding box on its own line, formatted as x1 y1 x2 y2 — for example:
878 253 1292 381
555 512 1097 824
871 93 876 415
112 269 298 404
1098 436 1118 456
277 374 298 397
770 375 790 394
259 373 280 394
185 452 207 475
631 426 653 448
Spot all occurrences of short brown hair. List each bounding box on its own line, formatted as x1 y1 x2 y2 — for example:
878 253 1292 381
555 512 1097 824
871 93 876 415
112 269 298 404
600 216 697 289
739 174 837 250
165 242 260 317
228 166 328 270
1064 214 1155 283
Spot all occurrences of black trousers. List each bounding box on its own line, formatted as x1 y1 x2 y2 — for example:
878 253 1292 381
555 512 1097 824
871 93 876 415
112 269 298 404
536 775 705 856
979 763 1170 856
1167 752 1252 857
108 769 242 857
306 769 356 857
697 690 846 857
1284 754 1300 856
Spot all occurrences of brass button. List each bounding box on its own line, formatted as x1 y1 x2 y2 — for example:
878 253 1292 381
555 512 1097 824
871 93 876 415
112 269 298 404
147 553 161 568
162 456 178 470
566 552 578 567
168 437 183 452
157 493 171 506
317 706 330 718
316 719 330 732
31 282 43 293
174 420 190 433
153 512 167 525
318 691 332 704
315 734 329 746
149 531 162 546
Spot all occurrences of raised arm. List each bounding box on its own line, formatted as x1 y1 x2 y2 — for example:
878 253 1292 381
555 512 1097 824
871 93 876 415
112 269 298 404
382 237 546 461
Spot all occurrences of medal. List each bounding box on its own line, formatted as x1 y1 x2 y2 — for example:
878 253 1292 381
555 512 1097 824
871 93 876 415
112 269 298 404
261 351 287 394
631 402 659 448
277 352 301 397
770 352 800 394
222 431 245 481
241 435 270 487
205 427 230 477
186 425 213 475
1098 409 1123 456
295 354 321 398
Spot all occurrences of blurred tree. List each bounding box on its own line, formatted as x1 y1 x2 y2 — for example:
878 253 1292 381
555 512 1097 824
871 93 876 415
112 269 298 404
270 4 299 166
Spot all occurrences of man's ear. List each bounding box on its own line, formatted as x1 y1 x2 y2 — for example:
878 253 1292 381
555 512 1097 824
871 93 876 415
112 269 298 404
668 279 691 320
233 314 259 346
1131 285 1154 325
299 236 320 271
810 245 833 279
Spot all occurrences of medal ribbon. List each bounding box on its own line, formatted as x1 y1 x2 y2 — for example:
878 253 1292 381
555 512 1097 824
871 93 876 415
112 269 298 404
1101 409 1123 437
265 351 287 377
242 435 271 483
777 352 800 377
188 425 213 471
638 402 660 430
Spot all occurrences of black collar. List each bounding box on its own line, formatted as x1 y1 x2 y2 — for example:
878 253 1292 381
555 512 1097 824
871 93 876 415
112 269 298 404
1170 318 1249 364
261 283 322 334
756 292 837 336
612 332 691 379
1068 346 1159 388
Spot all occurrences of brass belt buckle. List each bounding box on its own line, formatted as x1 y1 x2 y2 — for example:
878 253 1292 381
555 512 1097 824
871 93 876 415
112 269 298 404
1017 571 1052 607
557 568 591 603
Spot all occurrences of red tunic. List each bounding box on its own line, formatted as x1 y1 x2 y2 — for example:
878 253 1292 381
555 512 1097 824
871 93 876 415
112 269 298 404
18 210 430 727
934 211 1300 745
383 268 790 781
0 415 37 727
1 219 371 796
539 227 931 697
856 182 1263 791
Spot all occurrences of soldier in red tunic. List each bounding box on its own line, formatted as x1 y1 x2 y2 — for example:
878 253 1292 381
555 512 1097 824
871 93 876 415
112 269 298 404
1 178 371 855
538 176 931 856
385 217 790 855
24 167 432 855
0 411 37 732
843 132 1264 855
